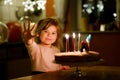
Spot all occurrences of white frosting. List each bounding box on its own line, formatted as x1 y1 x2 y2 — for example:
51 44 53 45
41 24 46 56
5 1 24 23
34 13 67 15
55 51 89 56
55 51 99 57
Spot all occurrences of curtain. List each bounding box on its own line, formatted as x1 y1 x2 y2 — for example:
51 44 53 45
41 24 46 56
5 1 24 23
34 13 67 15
54 0 69 31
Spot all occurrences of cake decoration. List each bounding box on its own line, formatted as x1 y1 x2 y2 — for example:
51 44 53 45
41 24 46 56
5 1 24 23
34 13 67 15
65 33 70 52
72 32 76 51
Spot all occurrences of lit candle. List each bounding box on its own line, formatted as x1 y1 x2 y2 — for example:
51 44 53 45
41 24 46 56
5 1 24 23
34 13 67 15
65 34 69 52
72 32 76 52
78 33 81 51
86 34 91 47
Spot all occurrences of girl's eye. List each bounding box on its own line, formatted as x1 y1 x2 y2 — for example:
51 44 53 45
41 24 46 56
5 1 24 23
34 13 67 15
52 32 56 35
44 30 48 33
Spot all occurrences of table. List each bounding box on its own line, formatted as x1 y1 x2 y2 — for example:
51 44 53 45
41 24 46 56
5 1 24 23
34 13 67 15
55 58 104 77
11 66 120 80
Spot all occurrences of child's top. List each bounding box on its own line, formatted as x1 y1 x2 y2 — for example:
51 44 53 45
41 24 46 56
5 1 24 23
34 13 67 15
26 41 62 72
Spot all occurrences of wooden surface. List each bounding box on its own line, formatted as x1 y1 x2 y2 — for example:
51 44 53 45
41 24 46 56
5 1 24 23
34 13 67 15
11 66 120 80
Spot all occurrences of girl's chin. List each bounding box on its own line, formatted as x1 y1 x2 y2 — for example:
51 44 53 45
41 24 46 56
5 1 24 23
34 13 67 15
41 42 52 45
45 41 55 44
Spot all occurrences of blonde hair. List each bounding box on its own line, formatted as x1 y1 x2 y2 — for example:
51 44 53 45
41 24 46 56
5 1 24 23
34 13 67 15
35 17 63 51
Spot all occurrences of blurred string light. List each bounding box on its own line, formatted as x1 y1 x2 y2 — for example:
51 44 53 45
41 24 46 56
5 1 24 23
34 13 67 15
113 13 117 20
113 13 117 17
36 0 46 10
22 0 46 12
22 0 36 12
82 0 104 14
4 0 13 5
97 1 104 12
83 3 94 14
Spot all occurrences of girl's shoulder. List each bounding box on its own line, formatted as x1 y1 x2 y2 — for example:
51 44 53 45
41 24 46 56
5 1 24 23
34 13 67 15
52 45 60 52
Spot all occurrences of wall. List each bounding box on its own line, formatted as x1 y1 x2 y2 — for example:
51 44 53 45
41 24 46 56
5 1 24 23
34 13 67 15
46 0 55 17
90 32 120 66
0 0 46 23
0 0 19 23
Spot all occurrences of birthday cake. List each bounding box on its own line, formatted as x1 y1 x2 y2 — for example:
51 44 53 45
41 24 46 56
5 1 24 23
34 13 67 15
55 33 101 62
55 51 100 62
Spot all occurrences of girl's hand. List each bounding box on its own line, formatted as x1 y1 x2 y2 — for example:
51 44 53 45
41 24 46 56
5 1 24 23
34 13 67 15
22 21 38 45
62 65 70 70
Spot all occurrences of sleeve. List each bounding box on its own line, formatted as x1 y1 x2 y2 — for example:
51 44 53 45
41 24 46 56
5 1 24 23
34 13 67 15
25 41 39 57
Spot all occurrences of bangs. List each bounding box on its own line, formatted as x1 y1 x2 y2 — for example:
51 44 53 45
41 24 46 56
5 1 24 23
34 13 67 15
35 18 60 34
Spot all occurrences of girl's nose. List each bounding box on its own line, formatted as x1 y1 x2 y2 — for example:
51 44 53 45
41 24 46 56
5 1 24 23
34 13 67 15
47 33 52 37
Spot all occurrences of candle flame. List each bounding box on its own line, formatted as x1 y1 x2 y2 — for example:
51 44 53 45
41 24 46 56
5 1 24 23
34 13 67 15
72 32 76 38
86 34 91 43
65 34 69 39
78 33 81 38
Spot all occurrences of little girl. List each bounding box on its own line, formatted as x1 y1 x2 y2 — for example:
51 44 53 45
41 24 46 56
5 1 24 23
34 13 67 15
22 17 70 75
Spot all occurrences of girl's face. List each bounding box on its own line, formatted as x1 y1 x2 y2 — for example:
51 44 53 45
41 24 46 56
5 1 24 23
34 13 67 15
40 25 57 46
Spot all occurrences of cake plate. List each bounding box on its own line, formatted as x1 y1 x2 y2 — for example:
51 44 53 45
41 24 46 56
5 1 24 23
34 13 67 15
55 59 104 78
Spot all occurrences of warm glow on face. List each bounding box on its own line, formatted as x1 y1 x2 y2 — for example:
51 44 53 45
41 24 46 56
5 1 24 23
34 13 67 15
40 25 57 45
